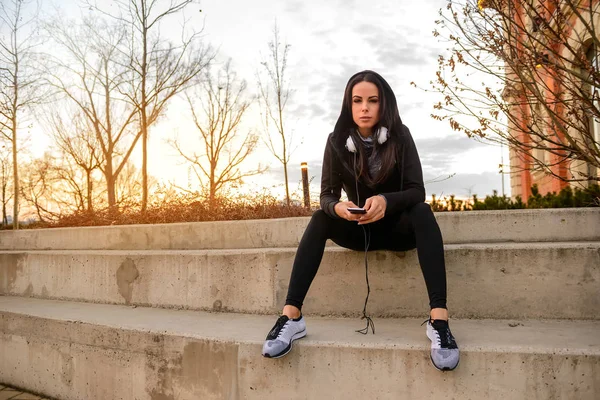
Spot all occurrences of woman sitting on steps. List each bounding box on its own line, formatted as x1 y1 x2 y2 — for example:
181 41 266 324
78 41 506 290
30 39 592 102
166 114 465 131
261 70 459 372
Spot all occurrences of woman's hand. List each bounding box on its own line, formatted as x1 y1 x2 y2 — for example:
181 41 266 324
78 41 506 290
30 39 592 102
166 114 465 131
358 195 387 225
334 201 362 221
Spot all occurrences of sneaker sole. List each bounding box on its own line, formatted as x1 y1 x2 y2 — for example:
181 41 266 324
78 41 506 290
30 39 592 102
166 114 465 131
429 354 460 372
262 328 307 359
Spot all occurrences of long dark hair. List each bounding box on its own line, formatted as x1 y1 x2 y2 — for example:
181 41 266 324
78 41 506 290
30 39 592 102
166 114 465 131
333 70 404 186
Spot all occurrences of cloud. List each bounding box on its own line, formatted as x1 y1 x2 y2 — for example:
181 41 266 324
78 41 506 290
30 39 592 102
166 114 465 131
372 38 432 67
355 16 443 68
321 63 358 121
398 100 425 115
425 171 509 198
244 0 503 199
378 48 429 67
286 62 356 125
277 0 447 126
260 163 507 201
260 135 507 200
415 134 482 173
308 103 327 118
282 0 306 15
287 90 328 121
417 134 482 154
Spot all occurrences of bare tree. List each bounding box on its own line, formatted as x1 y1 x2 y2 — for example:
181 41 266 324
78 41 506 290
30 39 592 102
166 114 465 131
257 22 294 207
0 142 13 226
44 17 141 213
422 0 600 193
45 110 104 212
171 61 265 210
0 0 43 229
20 152 60 222
87 0 213 212
115 161 155 206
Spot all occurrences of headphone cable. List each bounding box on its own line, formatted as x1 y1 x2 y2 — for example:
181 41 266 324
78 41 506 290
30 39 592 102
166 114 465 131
353 143 375 335
356 224 375 334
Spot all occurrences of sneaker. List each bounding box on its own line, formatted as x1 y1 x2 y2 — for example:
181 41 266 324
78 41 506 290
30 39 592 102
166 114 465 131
425 319 460 371
262 315 307 358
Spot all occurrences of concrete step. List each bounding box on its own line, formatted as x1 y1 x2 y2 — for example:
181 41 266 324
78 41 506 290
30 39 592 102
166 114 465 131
1 297 598 400
0 208 598 250
1 242 598 320
0 384 51 400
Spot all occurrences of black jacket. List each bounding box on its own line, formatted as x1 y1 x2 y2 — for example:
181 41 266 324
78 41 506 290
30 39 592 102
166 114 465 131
319 124 425 219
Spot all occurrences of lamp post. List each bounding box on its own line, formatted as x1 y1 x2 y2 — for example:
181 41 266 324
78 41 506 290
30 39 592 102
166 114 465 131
301 162 310 208
500 141 505 197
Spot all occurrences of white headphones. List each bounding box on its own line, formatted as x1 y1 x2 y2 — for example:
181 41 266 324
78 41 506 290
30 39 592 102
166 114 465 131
345 126 389 153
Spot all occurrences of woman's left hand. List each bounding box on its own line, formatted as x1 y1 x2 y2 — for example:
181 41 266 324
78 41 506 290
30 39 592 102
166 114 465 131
358 195 387 225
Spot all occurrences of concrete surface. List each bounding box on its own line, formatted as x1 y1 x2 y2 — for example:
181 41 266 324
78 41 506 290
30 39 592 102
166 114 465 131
1 242 599 320
0 385 51 400
0 208 598 250
1 209 598 399
1 297 599 400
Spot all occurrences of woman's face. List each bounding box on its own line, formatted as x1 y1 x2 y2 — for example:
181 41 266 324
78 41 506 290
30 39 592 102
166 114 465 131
351 81 380 137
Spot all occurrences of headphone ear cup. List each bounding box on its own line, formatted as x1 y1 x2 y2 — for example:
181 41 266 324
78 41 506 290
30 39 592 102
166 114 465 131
345 136 357 153
377 126 389 144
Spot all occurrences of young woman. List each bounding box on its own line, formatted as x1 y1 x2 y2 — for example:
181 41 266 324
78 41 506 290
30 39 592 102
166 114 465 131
261 70 459 371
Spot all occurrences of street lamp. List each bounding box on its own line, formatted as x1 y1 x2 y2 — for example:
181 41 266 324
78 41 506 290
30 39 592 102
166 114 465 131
300 162 310 208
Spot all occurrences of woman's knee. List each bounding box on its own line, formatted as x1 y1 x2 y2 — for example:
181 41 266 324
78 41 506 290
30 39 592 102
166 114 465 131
308 209 333 230
311 209 328 221
301 209 335 242
408 202 433 218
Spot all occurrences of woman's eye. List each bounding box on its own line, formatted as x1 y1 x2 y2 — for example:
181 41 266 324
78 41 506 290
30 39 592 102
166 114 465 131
369 99 378 103
353 99 361 103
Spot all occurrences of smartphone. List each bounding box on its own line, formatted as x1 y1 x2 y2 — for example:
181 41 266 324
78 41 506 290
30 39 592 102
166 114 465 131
348 207 367 214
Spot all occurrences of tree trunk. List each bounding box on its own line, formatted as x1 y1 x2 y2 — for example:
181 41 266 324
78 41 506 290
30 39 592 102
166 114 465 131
140 13 149 212
86 169 93 212
2 175 7 227
282 133 290 207
279 90 290 207
209 164 216 211
142 117 148 211
11 50 19 229
283 160 290 207
107 177 116 217
11 122 18 229
209 185 215 212
105 158 116 216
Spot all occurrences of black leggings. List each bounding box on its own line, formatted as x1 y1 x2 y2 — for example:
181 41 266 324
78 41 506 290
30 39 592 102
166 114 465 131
285 202 447 311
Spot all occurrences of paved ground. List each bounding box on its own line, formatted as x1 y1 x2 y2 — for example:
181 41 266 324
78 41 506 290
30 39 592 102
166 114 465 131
0 385 52 400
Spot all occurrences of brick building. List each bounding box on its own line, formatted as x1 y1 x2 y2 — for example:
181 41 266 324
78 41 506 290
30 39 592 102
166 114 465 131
482 0 600 200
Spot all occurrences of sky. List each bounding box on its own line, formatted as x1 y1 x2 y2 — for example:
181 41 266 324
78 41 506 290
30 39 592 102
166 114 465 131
33 0 511 201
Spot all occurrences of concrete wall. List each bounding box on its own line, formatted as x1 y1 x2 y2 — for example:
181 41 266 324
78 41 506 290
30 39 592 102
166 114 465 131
1 208 599 250
1 243 599 320
1 306 598 400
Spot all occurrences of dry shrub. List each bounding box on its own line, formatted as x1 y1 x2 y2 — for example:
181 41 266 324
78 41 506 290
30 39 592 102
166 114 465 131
33 188 314 229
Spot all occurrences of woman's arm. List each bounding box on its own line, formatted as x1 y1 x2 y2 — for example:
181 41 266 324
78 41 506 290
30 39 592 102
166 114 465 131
379 126 426 214
320 136 344 219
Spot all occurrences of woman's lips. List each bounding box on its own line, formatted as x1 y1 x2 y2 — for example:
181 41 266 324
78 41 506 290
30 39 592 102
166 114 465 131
359 117 371 120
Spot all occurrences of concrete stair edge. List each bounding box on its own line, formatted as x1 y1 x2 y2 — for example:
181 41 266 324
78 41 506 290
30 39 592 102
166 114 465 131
0 207 598 250
1 297 599 400
1 241 599 320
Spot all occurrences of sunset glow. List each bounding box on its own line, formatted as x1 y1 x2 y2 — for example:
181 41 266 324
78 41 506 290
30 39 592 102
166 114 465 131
2 0 510 222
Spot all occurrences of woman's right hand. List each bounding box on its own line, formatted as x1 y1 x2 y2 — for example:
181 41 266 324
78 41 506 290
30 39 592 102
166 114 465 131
334 201 362 221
